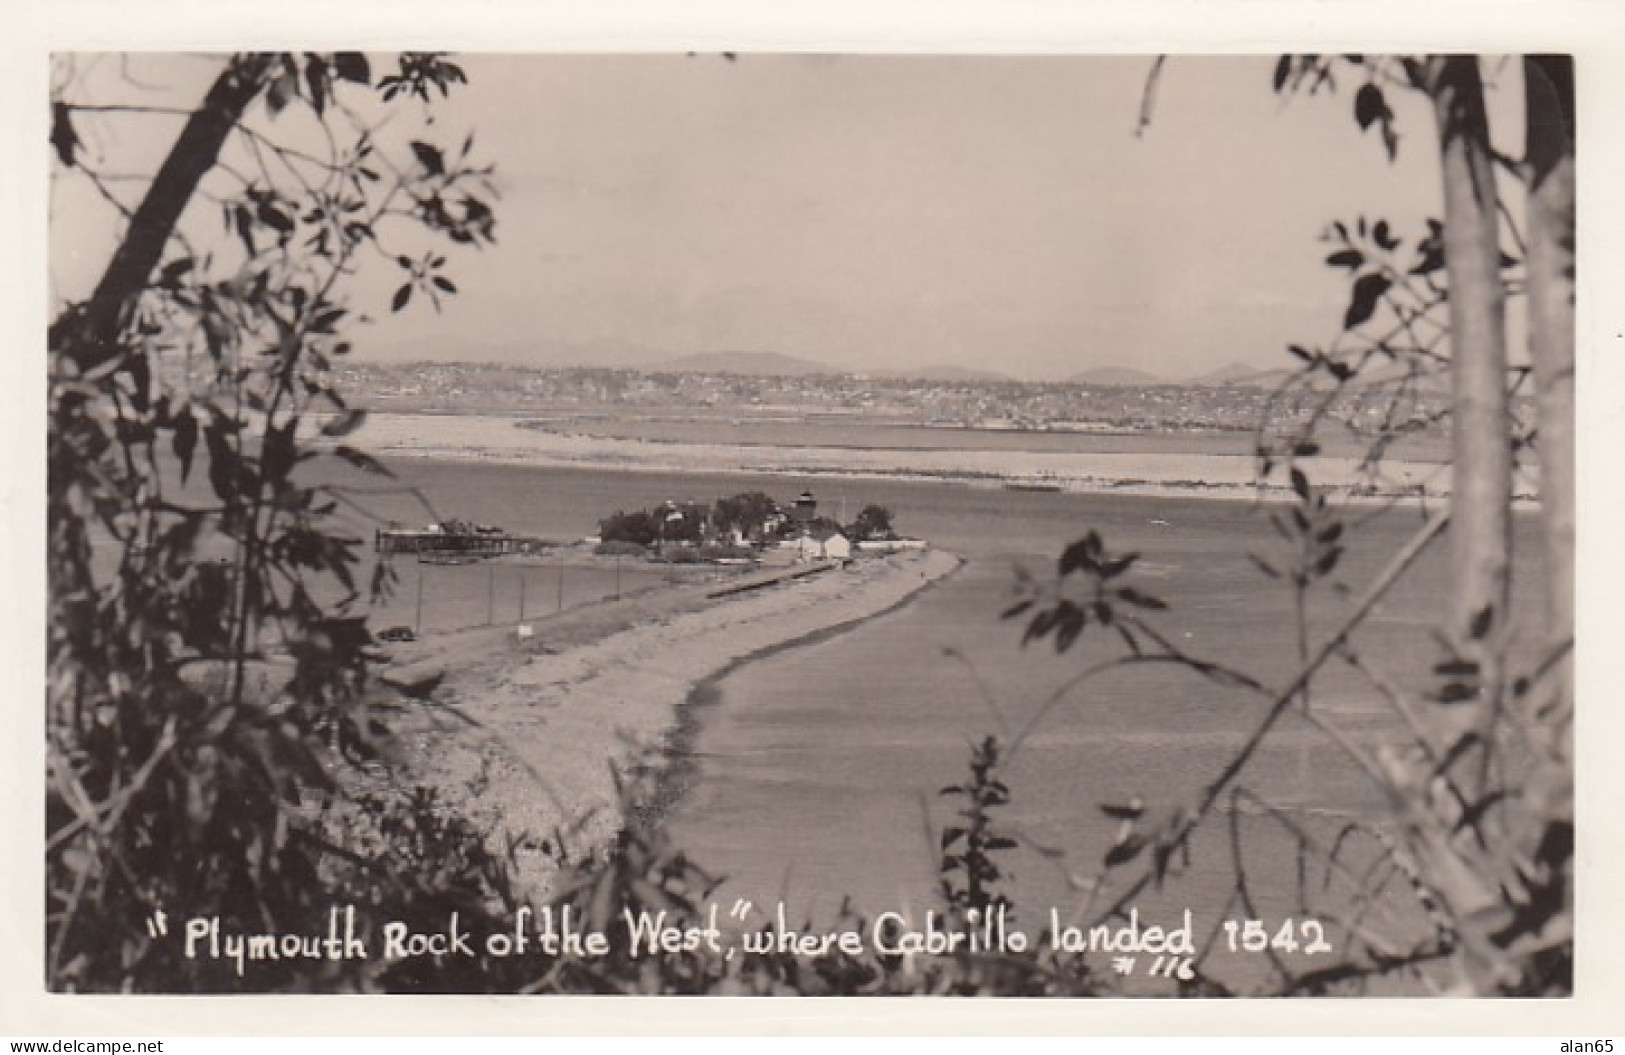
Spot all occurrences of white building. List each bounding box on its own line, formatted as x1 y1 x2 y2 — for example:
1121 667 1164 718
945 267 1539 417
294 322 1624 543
783 527 852 562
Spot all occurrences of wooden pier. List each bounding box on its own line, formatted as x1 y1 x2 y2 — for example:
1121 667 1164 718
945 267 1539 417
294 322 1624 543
375 527 544 559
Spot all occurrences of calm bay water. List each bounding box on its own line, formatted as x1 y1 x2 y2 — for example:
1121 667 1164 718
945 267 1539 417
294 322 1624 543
214 452 1545 987
639 474 1544 988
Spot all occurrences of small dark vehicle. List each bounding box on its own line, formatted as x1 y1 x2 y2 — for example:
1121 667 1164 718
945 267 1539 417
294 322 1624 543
378 625 417 643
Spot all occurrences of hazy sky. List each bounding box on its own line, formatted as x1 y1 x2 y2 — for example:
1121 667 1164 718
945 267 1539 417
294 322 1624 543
51 53 1529 381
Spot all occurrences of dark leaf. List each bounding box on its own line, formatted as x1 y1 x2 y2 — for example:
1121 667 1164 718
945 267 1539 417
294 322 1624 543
1022 609 1056 646
410 140 445 176
126 351 151 412
1344 273 1392 329
1469 604 1495 641
1247 553 1280 580
333 51 370 85
431 275 457 294
172 409 198 484
231 204 256 257
1325 248 1365 270
1054 605 1086 653
1115 586 1167 610
310 307 345 333
391 284 412 312
1373 219 1400 251
1290 467 1310 500
1354 84 1388 130
1410 245 1447 276
266 62 298 116
1433 681 1479 705
1433 658 1479 678
158 257 195 287
1100 801 1145 820
256 201 294 233
1000 599 1034 621
51 101 79 167
1104 836 1146 867
321 409 367 437
332 445 393 477
203 415 238 502
1101 553 1139 579
260 420 300 493
304 56 328 115
1272 55 1292 92
1059 537 1099 577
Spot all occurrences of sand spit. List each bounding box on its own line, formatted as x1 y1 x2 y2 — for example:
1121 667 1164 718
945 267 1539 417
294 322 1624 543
341 411 1540 506
387 547 961 894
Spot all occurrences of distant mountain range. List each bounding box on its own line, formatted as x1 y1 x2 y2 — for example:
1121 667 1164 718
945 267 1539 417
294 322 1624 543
1183 361 1299 388
1186 361 1270 385
1064 362 1308 389
646 352 1015 384
1067 366 1167 386
647 351 836 377
861 363 1013 383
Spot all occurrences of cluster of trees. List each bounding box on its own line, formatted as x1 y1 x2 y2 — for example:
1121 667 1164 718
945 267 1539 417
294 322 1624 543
597 492 898 549
847 503 897 542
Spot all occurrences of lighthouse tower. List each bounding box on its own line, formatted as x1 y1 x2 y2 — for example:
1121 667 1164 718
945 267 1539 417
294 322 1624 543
790 491 818 527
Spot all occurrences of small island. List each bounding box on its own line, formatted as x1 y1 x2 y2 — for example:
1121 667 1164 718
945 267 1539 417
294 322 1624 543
592 489 922 565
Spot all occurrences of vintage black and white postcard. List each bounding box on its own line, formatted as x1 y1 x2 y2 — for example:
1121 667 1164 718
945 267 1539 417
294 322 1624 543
8 0 1625 1039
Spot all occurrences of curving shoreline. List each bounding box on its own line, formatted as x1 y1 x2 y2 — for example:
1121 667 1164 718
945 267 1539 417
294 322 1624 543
394 547 963 895
339 411 1540 507
644 548 966 838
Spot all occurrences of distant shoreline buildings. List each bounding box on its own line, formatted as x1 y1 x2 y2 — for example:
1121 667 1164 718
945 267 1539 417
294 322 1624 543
317 360 1467 440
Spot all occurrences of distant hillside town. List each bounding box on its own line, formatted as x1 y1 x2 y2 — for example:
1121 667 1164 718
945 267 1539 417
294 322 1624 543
306 358 1463 438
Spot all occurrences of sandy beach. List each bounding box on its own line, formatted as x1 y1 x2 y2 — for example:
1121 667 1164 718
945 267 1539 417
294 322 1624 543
339 411 1540 504
379 547 962 894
